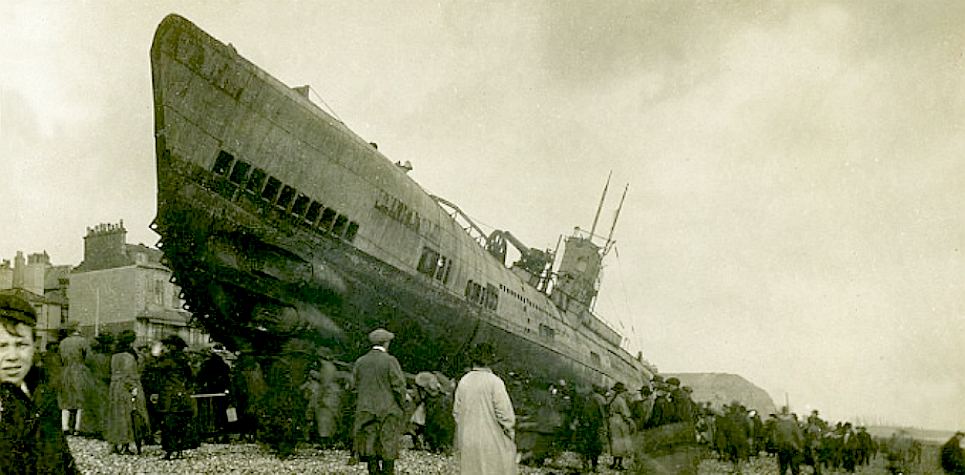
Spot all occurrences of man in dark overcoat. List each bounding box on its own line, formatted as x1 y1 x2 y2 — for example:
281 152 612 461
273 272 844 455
353 328 406 475
574 384 607 472
941 432 965 475
771 410 804 475
153 335 196 459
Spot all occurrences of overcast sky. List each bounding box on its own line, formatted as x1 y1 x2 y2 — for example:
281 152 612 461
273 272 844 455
2 1 963 431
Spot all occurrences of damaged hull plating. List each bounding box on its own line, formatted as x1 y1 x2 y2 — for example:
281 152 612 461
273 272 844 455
150 14 653 389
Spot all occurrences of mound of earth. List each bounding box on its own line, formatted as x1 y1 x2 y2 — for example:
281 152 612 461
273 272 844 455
663 372 778 416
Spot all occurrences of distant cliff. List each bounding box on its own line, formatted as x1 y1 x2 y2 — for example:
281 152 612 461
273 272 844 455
663 372 778 416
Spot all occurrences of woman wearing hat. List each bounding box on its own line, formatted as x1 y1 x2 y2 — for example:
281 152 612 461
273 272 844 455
607 381 634 470
105 331 152 455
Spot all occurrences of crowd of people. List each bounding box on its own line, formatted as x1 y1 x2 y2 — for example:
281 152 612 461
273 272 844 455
2 294 964 475
37 329 234 459
701 404 883 475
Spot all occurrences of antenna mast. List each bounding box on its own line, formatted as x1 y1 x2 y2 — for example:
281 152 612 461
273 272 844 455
589 171 612 240
603 184 628 256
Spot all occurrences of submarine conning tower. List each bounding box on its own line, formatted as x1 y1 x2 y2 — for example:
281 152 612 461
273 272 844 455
550 229 603 317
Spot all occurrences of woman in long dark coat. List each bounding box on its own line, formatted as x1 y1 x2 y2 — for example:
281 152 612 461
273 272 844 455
84 334 113 438
154 335 195 459
105 332 151 454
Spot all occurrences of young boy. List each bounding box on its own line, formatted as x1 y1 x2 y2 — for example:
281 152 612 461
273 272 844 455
0 293 78 474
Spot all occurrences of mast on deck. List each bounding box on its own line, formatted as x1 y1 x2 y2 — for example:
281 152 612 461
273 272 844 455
551 175 627 317
589 172 611 239
603 184 628 257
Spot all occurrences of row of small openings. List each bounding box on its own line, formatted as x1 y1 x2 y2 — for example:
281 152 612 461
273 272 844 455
498 283 548 315
213 150 359 242
498 283 527 303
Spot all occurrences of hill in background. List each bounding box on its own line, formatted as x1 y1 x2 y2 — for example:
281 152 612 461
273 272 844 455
866 426 957 444
664 372 778 416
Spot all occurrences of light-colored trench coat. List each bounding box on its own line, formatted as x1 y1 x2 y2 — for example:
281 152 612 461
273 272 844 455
608 391 634 456
453 367 516 475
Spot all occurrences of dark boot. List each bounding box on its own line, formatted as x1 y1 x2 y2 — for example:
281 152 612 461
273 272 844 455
381 459 395 474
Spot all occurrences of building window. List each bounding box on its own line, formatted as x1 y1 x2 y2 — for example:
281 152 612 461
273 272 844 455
154 279 164 305
590 351 601 365
539 323 555 340
213 150 234 175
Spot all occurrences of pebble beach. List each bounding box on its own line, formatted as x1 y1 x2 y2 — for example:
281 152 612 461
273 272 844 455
67 436 943 474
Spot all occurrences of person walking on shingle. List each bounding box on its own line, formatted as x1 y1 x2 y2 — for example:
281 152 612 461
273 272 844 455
353 328 406 475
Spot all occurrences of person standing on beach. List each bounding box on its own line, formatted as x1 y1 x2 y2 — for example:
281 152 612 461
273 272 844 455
353 328 406 475
941 432 965 475
58 326 96 435
453 342 517 475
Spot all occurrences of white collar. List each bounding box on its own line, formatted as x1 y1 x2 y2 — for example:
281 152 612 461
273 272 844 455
372 345 387 352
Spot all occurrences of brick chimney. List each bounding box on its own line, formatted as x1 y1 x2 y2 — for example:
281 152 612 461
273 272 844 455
78 220 129 271
13 251 25 288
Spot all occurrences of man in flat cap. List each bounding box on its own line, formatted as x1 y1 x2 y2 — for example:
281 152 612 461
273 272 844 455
353 328 406 474
0 293 78 473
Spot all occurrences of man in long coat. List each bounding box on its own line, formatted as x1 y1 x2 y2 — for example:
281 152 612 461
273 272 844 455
771 410 804 475
353 328 407 475
453 342 516 475
574 385 608 472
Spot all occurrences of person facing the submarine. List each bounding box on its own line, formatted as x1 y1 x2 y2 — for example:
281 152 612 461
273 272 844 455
353 327 406 475
452 342 517 475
